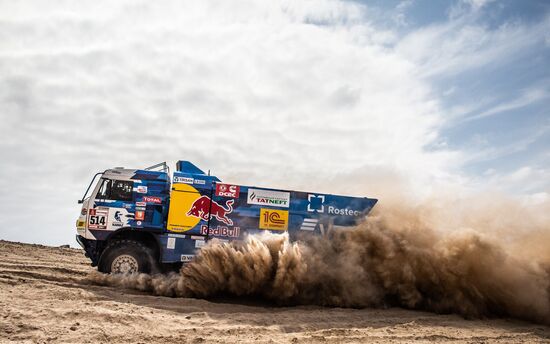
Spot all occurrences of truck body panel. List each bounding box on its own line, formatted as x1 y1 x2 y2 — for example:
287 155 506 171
76 161 378 270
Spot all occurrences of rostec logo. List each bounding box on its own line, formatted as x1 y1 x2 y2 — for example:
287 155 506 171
259 208 289 230
247 188 290 208
327 206 361 216
307 194 325 213
215 183 240 198
187 195 234 225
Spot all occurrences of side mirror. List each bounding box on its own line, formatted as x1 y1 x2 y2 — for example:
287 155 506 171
77 200 83 204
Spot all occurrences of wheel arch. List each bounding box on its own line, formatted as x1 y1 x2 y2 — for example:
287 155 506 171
103 228 162 263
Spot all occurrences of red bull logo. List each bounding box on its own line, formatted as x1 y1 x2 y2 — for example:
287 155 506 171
200 225 240 238
187 195 234 225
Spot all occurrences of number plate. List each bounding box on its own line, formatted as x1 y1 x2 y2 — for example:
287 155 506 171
88 210 108 229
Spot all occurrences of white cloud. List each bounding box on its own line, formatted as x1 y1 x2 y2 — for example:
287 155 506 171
392 0 414 27
0 0 461 245
464 87 549 121
482 166 550 196
396 12 550 78
462 123 550 166
0 0 547 245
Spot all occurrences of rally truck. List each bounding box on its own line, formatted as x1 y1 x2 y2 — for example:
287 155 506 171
76 161 378 274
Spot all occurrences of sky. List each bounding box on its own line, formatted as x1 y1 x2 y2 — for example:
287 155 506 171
0 0 548 246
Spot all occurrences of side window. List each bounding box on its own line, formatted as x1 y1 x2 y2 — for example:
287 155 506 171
111 180 133 201
95 179 133 202
96 179 111 199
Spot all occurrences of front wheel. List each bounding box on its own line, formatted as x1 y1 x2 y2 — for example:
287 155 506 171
98 240 157 274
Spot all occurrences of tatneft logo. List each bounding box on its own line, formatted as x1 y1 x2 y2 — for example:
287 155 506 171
247 188 290 208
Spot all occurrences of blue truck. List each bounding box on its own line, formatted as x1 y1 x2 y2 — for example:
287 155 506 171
76 161 378 273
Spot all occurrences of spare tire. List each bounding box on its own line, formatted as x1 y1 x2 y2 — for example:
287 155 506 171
98 239 158 274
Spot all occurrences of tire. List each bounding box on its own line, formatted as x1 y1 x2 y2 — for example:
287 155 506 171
98 239 158 274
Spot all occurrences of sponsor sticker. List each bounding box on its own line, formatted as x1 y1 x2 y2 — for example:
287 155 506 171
215 183 240 198
247 189 290 208
136 202 146 207
195 240 206 248
112 210 124 227
174 176 194 184
259 208 289 230
181 255 194 262
193 179 206 185
135 210 145 221
168 233 186 238
167 237 176 249
143 196 161 204
200 225 240 238
136 186 148 193
88 209 108 230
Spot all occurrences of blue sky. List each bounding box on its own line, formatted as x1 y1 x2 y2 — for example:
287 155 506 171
0 0 548 245
366 0 550 196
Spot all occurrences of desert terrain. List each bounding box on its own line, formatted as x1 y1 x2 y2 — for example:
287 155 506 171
0 240 549 343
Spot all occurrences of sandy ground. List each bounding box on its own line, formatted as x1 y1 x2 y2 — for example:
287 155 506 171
0 240 549 343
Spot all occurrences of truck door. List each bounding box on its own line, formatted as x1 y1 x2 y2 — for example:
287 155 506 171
88 178 134 232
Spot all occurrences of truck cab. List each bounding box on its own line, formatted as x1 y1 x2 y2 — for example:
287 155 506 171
76 165 170 273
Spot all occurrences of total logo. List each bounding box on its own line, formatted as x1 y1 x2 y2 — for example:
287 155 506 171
142 196 161 204
187 195 234 225
215 183 240 198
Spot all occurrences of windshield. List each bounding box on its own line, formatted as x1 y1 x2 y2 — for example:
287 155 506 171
79 172 102 204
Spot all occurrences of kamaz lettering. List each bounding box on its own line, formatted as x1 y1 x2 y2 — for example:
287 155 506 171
75 160 377 274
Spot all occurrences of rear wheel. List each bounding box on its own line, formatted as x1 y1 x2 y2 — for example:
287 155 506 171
98 240 158 274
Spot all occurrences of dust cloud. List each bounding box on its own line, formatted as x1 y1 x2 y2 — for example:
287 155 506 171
87 196 550 325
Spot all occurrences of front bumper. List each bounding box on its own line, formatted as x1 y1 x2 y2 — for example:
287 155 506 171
76 235 103 267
